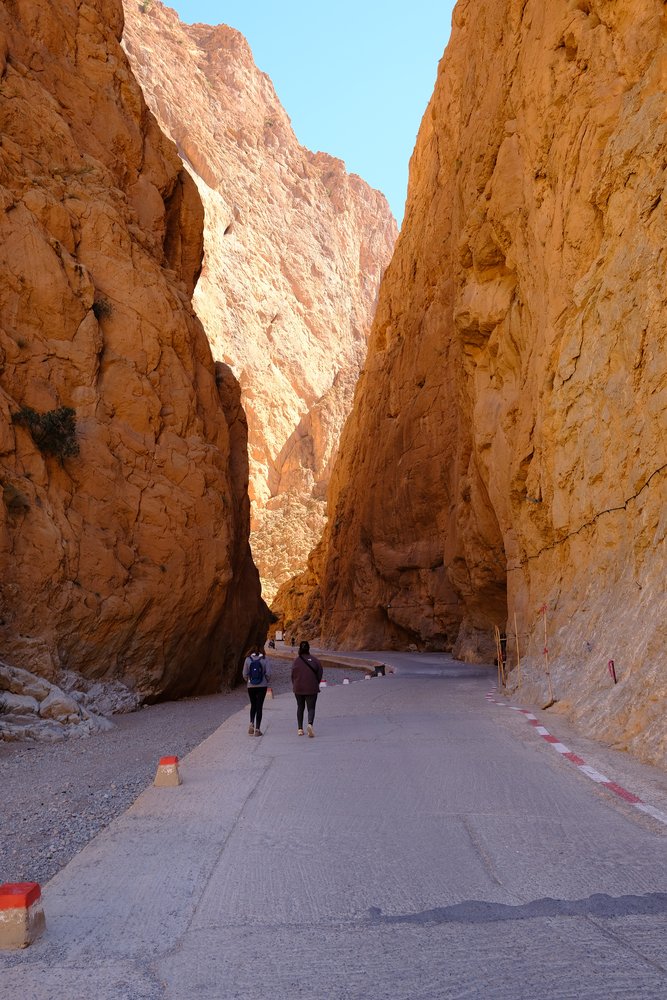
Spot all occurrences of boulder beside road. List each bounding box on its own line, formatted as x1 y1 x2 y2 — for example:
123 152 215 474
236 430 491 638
0 660 132 742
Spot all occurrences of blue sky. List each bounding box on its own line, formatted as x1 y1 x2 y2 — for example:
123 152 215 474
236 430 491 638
167 1 456 222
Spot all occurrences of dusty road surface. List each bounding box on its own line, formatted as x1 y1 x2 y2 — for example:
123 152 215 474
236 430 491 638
1 659 666 999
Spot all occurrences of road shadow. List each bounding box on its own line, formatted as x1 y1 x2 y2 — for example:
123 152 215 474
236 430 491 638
368 892 667 924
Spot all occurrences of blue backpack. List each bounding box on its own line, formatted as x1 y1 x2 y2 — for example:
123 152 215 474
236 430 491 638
248 655 265 685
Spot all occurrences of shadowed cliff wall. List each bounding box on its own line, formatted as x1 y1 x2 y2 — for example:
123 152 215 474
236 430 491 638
0 0 268 698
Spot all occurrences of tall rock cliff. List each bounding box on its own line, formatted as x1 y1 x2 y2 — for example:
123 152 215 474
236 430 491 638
278 0 666 765
121 0 397 602
0 0 266 699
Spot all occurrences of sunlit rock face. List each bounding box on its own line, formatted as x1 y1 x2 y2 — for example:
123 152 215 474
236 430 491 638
277 0 667 765
121 0 397 603
0 0 267 700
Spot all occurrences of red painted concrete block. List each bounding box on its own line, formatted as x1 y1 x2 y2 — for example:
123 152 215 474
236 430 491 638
154 755 182 787
0 882 45 949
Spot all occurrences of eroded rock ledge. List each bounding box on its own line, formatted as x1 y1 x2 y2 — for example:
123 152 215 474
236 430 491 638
276 0 667 765
0 0 267 703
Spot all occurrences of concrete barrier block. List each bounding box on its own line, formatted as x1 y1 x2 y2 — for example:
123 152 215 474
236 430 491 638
154 755 182 787
0 882 45 949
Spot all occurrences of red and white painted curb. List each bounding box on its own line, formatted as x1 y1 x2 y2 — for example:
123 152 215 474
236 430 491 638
486 692 667 829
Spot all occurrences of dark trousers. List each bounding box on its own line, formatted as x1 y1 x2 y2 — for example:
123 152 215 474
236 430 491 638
248 687 267 729
295 693 318 729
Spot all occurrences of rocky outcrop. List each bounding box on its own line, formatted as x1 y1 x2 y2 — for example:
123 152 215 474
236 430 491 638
0 0 267 700
0 660 136 742
278 0 667 765
121 0 397 602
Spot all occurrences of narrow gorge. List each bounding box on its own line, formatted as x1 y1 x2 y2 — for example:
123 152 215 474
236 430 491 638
0 0 394 729
1 0 664 769
121 0 397 603
276 0 666 766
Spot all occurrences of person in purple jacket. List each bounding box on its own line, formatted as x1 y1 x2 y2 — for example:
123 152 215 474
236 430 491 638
291 640 323 738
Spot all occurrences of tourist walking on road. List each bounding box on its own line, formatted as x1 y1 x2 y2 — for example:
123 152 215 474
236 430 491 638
292 640 323 737
243 646 271 736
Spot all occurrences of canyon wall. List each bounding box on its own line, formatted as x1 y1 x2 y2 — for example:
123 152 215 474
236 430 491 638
278 0 666 764
121 0 397 602
0 0 267 700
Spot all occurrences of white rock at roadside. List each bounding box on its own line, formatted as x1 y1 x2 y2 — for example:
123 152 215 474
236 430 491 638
1 692 40 717
58 670 140 716
39 689 83 723
0 659 119 742
0 661 51 701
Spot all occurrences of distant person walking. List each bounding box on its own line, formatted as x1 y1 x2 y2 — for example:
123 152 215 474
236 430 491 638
291 640 323 738
243 646 271 737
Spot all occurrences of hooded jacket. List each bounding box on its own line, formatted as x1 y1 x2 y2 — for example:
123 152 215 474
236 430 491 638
291 653 323 695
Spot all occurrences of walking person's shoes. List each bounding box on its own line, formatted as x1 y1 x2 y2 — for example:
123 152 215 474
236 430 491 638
248 724 255 735
254 729 263 737
307 724 315 738
297 729 304 736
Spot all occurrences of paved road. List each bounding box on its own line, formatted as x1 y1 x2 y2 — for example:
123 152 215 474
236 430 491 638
2 665 666 999
324 647 497 679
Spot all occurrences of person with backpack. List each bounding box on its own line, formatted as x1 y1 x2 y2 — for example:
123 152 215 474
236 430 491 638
242 646 271 736
291 640 323 738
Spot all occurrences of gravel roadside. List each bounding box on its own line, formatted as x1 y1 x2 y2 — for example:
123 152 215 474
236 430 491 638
0 656 350 886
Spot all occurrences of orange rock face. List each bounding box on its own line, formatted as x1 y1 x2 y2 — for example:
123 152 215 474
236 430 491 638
121 1 397 602
279 0 667 764
0 0 267 698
